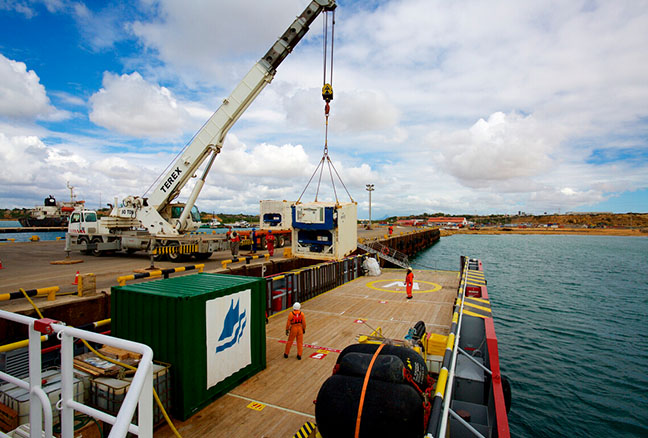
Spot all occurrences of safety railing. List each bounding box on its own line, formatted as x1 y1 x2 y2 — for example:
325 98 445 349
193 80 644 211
265 254 366 315
426 256 493 438
117 263 204 286
0 286 60 302
0 310 153 438
357 240 410 269
221 254 270 269
425 256 471 438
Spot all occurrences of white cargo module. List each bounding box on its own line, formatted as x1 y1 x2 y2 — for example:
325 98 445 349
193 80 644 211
259 200 293 230
291 202 357 260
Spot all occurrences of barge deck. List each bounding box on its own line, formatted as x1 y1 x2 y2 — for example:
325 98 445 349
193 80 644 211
154 267 459 438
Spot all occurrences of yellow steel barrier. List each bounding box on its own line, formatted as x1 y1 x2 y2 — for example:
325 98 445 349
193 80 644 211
0 286 60 302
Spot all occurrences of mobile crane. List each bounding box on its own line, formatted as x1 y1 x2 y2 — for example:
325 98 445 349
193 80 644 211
65 0 337 260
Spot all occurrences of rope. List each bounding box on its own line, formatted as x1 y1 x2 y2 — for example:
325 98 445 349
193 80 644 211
354 343 385 438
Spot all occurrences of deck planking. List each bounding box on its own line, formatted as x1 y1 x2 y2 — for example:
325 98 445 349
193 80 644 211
154 268 460 438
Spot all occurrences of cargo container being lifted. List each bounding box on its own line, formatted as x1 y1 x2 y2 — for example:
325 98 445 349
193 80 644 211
64 0 337 261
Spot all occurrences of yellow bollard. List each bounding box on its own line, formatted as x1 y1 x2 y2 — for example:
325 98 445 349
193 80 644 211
30 235 40 242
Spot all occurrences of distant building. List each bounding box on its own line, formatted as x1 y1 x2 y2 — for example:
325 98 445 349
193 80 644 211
396 219 426 226
427 217 468 227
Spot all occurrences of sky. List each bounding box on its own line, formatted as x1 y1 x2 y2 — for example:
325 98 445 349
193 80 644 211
1 0 647 219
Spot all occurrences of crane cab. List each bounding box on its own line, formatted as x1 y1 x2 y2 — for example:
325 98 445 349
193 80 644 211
162 204 202 232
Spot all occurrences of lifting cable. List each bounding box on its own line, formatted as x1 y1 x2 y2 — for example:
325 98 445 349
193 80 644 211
297 9 354 205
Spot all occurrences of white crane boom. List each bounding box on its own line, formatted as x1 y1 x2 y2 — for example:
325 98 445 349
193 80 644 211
114 0 336 235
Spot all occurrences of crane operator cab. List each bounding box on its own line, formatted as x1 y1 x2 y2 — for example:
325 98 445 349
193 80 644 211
165 204 202 232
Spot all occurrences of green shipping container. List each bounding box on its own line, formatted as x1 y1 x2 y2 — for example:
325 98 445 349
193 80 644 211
111 273 266 420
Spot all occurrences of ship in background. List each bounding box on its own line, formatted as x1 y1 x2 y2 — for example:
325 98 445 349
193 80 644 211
18 183 84 227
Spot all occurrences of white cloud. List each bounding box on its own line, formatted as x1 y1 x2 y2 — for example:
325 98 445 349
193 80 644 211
89 71 194 138
0 0 35 18
2 0 648 215
433 112 557 187
130 0 308 84
0 54 68 121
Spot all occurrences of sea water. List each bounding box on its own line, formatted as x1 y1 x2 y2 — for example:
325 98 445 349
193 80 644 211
411 234 648 437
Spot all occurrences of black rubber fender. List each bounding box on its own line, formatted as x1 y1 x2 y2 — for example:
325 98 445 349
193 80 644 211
336 343 428 389
502 375 512 413
315 374 424 438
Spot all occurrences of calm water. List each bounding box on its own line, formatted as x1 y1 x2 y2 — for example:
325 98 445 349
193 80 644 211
411 234 648 437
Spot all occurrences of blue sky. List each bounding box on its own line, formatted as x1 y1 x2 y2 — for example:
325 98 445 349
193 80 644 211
1 0 647 218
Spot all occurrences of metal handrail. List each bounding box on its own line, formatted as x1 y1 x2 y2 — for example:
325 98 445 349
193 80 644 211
437 259 469 437
0 309 154 438
357 241 409 269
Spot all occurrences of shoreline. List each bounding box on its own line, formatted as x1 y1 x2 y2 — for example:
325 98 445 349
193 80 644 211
440 227 648 237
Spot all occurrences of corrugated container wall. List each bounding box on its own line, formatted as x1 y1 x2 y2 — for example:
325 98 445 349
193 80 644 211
259 199 293 230
111 273 266 420
291 201 357 261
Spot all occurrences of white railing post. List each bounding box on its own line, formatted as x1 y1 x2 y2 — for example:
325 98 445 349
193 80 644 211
137 364 153 438
59 330 75 437
0 310 155 438
27 322 43 438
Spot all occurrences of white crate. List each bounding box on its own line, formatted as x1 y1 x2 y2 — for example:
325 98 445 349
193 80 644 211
0 369 83 426
291 202 357 261
259 200 293 230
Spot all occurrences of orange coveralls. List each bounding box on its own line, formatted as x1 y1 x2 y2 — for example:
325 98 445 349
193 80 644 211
266 233 275 256
405 271 414 298
285 310 306 357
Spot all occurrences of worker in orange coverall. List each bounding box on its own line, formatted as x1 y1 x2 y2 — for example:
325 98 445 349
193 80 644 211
284 302 306 360
405 267 414 299
389 225 394 235
266 230 275 256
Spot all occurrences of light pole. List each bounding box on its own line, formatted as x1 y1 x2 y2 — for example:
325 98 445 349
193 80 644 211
366 184 374 230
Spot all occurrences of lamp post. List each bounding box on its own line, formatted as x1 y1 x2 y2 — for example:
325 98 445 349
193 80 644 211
366 184 374 230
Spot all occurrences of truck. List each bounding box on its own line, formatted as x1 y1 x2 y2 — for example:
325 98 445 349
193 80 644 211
65 0 337 261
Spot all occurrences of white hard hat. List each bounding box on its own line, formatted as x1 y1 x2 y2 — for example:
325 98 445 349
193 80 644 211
293 302 301 311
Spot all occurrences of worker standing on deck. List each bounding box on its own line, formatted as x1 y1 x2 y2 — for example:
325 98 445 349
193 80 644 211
251 228 257 253
230 231 240 257
266 230 275 257
405 267 414 299
389 225 393 235
284 302 306 360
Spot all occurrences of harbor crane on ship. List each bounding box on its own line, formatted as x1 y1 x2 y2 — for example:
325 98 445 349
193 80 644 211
65 0 337 260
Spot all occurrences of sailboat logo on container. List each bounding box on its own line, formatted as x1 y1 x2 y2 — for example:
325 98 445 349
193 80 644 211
215 299 247 353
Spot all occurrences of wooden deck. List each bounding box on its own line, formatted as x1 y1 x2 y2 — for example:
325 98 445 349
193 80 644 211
154 268 460 438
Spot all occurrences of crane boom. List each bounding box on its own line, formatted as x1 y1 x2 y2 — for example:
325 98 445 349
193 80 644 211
129 0 337 233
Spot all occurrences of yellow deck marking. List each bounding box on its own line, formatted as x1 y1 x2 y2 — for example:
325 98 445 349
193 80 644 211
247 401 266 411
463 309 491 319
228 393 315 419
293 421 316 438
466 280 486 287
461 300 491 313
366 279 442 294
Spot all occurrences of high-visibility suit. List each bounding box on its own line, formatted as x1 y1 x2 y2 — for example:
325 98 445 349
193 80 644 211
285 310 306 357
266 233 275 256
405 270 414 299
